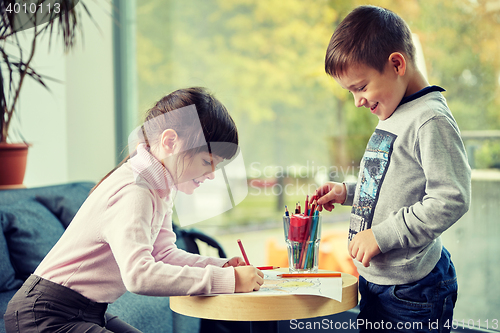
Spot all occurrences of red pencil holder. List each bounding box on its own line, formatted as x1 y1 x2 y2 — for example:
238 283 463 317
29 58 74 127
283 214 322 273
288 215 310 242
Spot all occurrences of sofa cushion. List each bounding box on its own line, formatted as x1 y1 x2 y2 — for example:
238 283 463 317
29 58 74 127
0 229 22 292
0 288 18 333
34 182 92 228
108 291 200 333
0 199 65 280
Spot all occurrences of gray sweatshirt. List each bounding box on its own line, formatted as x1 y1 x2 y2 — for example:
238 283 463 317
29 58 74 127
344 86 471 285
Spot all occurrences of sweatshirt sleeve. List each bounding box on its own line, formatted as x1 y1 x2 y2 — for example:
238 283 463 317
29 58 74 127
100 186 235 296
372 115 471 252
342 182 357 206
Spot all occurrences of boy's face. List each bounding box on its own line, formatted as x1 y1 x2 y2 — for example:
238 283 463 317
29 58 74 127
334 60 407 120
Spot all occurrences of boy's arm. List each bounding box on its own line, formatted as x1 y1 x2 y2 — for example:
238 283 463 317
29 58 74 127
371 115 471 253
315 182 350 211
343 182 357 206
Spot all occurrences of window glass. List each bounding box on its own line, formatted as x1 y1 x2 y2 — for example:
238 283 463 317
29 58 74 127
136 0 500 328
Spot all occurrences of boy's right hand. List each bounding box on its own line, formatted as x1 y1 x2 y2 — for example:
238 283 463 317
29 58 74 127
234 266 264 293
315 182 347 212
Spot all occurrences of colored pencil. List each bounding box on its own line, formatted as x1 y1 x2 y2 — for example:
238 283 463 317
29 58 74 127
277 273 341 278
304 209 320 268
284 205 289 216
257 266 280 270
311 194 320 210
298 214 312 268
304 195 309 216
237 239 250 265
309 199 317 217
283 214 290 239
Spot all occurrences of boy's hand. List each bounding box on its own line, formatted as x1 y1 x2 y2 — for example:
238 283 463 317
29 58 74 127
223 256 247 268
234 266 264 292
315 182 347 211
348 229 381 267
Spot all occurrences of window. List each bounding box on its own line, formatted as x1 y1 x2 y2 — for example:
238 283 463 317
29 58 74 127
134 0 500 328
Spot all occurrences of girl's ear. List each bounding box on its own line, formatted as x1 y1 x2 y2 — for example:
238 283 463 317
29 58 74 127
160 129 178 154
388 52 406 76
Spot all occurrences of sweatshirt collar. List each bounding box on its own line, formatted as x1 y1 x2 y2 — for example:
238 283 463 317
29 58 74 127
130 144 177 199
399 85 445 106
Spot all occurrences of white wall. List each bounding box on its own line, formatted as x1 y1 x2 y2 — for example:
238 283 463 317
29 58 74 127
16 1 115 187
65 1 116 184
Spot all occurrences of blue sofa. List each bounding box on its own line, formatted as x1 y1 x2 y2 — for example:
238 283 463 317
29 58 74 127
0 182 200 333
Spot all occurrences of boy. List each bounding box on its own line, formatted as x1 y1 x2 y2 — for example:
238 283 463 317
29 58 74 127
315 5 471 332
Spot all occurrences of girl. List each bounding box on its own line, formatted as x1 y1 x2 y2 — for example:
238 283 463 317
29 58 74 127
4 87 264 333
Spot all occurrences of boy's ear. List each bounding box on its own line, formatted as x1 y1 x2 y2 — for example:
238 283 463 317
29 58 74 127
388 52 406 76
160 129 178 154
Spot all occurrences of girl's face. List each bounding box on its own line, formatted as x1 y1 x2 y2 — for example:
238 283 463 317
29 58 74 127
154 129 224 194
175 151 223 194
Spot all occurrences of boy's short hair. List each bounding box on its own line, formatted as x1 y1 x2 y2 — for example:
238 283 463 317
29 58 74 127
325 5 416 77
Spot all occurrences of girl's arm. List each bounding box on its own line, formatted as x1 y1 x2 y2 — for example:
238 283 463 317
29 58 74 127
101 186 235 296
151 226 230 268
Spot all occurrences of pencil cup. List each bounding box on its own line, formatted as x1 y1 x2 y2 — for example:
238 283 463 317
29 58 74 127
283 214 322 273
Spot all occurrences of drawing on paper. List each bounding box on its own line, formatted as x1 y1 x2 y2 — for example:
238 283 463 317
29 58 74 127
255 271 342 301
260 277 319 293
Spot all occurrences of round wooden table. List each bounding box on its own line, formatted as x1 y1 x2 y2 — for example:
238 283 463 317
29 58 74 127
170 271 358 332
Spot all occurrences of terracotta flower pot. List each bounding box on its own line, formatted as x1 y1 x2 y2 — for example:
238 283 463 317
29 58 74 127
0 142 30 187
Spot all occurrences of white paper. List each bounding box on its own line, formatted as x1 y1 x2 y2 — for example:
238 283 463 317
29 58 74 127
202 270 342 302
257 270 342 302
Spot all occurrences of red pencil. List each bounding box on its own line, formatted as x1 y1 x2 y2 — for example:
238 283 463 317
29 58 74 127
278 273 341 278
257 266 280 270
237 239 250 265
304 195 309 216
309 199 317 217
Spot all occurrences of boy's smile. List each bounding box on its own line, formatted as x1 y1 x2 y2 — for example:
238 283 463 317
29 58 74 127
334 54 408 121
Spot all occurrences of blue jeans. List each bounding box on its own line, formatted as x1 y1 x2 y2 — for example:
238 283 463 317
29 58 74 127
358 247 458 333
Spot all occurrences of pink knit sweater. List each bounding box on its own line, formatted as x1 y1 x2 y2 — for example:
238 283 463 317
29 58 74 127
34 145 235 303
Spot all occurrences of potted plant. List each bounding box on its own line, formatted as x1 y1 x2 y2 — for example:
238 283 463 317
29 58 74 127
0 0 89 188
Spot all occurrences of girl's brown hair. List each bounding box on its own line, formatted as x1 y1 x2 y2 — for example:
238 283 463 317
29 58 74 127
91 87 238 192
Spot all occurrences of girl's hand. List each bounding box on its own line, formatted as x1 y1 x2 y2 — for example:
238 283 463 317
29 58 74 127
234 266 264 293
315 182 347 212
223 256 247 268
348 229 381 267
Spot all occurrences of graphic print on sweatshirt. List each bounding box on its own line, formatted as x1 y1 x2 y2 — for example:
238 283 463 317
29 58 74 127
349 129 397 241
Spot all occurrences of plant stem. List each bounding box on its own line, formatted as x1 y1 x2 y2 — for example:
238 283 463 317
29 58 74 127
2 24 38 143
